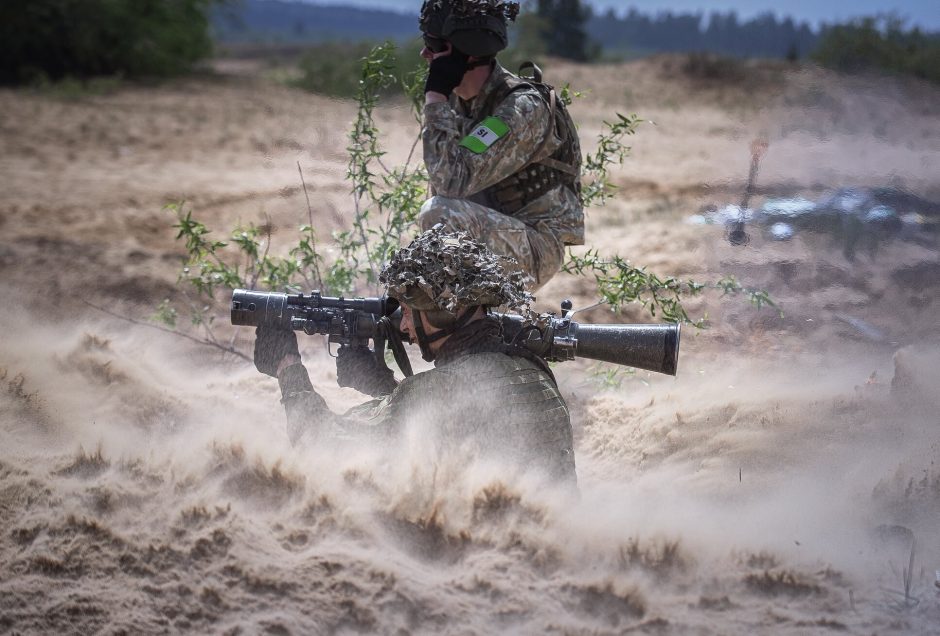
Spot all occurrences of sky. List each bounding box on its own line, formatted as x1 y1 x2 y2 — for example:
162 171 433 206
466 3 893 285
300 0 940 30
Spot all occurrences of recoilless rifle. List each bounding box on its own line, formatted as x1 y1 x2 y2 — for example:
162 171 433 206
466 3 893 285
231 289 680 378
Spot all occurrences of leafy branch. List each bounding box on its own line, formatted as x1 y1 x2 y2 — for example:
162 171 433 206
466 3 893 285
581 113 642 207
345 42 397 283
563 250 780 326
84 300 250 363
155 43 429 346
328 41 428 294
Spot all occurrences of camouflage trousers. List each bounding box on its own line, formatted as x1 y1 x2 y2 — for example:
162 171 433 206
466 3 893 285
418 196 564 290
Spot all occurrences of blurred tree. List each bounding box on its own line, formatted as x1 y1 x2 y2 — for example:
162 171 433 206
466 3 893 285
0 0 224 85
587 9 818 60
812 16 940 83
512 4 549 59
533 0 595 62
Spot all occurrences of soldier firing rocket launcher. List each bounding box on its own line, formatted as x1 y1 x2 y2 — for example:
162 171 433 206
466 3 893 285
230 289 680 378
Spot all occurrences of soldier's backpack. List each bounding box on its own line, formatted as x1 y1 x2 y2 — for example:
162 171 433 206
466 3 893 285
477 61 582 215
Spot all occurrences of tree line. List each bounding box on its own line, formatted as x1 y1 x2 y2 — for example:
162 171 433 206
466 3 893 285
587 9 819 60
1 0 937 85
534 1 937 82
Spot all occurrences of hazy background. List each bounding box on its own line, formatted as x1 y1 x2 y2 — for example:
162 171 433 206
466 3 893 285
1 0 939 633
298 0 940 28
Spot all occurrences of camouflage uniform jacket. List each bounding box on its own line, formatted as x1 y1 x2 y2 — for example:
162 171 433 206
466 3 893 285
278 318 576 482
423 62 584 246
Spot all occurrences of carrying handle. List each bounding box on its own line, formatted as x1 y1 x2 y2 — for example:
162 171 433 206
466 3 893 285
518 61 542 83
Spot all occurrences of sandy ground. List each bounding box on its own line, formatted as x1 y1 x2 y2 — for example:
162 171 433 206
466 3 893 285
1 55 940 634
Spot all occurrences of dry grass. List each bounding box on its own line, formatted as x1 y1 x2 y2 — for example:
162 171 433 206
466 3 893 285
2 369 38 403
743 569 824 597
29 554 74 577
795 618 848 631
189 528 232 561
211 442 304 505
11 524 43 545
562 580 647 624
0 369 48 427
617 537 688 577
56 445 109 478
471 481 547 526
696 595 736 611
744 550 780 569
179 505 212 526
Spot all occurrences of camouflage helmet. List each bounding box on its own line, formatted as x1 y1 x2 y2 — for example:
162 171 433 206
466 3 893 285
380 224 533 316
419 0 520 58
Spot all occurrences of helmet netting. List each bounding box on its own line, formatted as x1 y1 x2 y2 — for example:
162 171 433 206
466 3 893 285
380 224 533 316
420 0 520 31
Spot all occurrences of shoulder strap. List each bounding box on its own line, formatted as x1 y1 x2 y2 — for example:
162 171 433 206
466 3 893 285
518 61 543 83
481 62 579 179
481 71 530 117
529 84 556 162
517 62 580 177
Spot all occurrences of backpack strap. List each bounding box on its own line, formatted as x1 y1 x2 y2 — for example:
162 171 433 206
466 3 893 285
517 62 580 177
516 61 555 162
530 83 557 162
518 60 543 83
526 86 579 177
473 62 581 213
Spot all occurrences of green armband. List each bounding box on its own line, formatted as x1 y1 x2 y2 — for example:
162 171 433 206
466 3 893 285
459 116 510 154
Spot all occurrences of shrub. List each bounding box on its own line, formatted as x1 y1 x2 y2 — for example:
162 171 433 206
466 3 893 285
681 52 744 81
0 0 221 85
289 38 554 100
291 39 424 99
812 16 940 83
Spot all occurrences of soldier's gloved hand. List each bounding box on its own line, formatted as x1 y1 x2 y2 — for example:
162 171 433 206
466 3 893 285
336 345 397 397
254 325 299 377
424 48 469 97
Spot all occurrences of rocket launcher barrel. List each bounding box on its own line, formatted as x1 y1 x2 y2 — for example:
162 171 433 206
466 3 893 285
231 289 680 376
496 312 679 376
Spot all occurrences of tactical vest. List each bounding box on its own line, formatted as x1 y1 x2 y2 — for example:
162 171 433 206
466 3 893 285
475 63 582 215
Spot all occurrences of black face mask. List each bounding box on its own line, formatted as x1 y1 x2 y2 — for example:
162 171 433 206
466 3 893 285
423 34 449 53
411 306 481 362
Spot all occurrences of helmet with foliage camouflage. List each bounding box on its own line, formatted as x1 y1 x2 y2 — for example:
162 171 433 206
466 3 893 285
380 224 533 317
419 0 520 58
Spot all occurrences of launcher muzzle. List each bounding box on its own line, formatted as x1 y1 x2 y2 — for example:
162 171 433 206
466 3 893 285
497 300 679 376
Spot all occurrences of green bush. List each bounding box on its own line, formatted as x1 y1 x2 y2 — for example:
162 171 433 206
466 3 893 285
681 52 745 81
289 38 552 100
812 16 940 83
291 39 425 98
0 0 221 85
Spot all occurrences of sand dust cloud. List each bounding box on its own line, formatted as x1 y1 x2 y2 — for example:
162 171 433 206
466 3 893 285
1 55 940 634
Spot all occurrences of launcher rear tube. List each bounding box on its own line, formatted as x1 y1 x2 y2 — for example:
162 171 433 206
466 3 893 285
574 323 680 376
